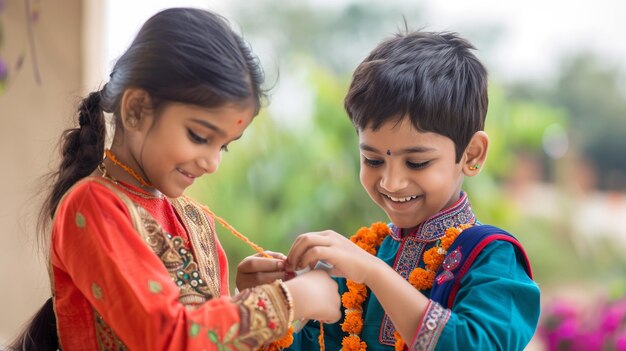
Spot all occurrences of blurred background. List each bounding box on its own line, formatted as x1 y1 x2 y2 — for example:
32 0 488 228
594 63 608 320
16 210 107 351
1 0 626 349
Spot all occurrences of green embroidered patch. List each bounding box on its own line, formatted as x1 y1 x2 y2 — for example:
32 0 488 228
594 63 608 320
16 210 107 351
207 330 219 343
148 280 162 294
189 323 200 337
75 212 86 228
92 283 103 300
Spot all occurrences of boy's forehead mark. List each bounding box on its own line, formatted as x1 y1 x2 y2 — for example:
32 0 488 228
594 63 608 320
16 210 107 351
360 143 436 155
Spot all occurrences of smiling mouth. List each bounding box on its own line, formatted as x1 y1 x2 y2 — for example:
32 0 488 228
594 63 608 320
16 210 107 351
383 194 420 203
176 168 197 179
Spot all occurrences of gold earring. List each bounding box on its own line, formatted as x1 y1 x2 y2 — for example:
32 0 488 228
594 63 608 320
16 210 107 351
470 164 481 170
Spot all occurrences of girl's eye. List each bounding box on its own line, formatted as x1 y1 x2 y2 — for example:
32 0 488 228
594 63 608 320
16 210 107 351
363 157 383 167
188 129 208 144
220 145 229 152
407 160 430 170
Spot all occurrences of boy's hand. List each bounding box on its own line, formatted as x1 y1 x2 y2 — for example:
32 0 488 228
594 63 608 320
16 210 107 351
285 230 377 284
236 251 289 291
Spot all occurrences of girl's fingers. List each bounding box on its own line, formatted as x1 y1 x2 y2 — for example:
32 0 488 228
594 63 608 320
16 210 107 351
262 250 287 260
238 256 285 273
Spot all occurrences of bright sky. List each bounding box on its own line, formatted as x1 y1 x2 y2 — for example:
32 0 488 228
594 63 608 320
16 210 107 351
103 0 626 83
420 0 625 81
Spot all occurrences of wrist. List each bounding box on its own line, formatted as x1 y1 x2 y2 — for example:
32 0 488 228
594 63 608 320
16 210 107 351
362 255 387 287
277 280 295 325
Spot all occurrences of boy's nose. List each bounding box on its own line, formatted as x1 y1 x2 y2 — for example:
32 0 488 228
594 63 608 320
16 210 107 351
380 169 409 193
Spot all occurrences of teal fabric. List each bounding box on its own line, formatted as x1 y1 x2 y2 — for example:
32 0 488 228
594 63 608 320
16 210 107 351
286 233 540 351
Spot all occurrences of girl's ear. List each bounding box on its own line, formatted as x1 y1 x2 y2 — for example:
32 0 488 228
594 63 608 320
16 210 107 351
462 131 489 176
119 88 153 131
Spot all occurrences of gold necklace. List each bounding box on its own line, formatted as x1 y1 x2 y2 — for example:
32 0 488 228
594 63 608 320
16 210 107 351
104 149 153 188
98 163 162 199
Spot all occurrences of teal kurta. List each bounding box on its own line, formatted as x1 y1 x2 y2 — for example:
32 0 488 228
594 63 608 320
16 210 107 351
287 193 540 351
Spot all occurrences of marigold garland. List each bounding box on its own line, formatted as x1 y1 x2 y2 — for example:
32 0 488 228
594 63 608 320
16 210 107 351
340 221 473 351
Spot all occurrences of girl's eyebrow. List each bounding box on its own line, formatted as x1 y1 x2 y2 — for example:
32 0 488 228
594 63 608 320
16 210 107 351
191 118 226 137
359 143 436 154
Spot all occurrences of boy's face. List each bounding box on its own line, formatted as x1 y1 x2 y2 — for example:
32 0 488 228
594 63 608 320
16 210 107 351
358 117 465 231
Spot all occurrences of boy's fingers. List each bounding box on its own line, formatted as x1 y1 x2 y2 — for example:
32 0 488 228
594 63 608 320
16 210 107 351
286 234 332 270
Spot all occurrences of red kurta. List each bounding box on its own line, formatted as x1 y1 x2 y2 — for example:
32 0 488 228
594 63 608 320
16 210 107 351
50 177 290 350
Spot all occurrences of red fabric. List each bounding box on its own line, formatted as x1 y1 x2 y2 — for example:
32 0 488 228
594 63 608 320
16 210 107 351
51 179 236 350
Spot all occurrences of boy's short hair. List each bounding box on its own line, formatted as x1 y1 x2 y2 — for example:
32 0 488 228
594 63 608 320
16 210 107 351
344 31 488 162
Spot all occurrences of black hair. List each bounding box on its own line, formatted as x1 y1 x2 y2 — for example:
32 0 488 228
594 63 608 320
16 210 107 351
9 8 265 350
344 31 488 162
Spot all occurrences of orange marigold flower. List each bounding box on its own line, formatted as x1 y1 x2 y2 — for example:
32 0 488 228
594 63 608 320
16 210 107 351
409 267 435 290
341 310 364 334
342 335 367 351
347 281 367 299
351 227 371 244
394 331 405 351
371 222 391 244
423 246 445 271
441 227 461 250
459 223 473 230
342 291 366 308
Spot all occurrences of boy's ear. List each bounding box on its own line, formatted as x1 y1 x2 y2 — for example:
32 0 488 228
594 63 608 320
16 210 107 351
119 88 153 131
462 131 489 176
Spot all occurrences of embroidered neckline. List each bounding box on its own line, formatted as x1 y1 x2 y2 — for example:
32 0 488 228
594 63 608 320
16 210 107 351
390 192 475 242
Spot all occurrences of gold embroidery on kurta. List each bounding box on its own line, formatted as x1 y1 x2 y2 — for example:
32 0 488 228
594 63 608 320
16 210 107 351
94 310 128 351
170 198 222 299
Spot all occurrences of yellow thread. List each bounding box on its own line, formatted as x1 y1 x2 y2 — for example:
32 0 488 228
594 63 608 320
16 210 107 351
105 149 153 188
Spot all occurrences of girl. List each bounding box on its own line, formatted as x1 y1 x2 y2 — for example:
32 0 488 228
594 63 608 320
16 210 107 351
9 7 340 351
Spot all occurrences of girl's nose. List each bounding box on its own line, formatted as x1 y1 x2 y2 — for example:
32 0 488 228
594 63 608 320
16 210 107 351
197 150 221 174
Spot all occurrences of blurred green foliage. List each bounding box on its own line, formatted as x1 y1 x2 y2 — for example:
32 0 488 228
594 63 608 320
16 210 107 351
188 1 626 293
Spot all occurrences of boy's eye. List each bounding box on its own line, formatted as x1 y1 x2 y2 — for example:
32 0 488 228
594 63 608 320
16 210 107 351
407 160 430 169
363 157 383 167
188 129 209 144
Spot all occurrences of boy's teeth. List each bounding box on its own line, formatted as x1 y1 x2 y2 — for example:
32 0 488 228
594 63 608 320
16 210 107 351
388 195 417 202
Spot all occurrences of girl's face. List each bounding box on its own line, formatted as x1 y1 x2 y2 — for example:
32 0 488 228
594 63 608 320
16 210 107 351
130 102 255 198
358 117 465 231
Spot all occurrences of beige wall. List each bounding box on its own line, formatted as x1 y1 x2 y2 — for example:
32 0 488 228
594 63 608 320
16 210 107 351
0 0 83 343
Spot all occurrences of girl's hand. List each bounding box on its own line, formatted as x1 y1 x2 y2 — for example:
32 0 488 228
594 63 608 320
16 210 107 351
285 230 378 284
236 251 288 291
285 270 341 323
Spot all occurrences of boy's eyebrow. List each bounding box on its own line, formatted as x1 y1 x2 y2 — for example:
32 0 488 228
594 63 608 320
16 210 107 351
359 143 436 154
191 119 226 137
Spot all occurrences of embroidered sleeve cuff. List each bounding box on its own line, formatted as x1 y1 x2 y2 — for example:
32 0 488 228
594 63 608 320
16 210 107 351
410 300 451 351
233 280 293 347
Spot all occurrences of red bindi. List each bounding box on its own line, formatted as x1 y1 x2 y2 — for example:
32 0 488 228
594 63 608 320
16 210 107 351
237 119 243 125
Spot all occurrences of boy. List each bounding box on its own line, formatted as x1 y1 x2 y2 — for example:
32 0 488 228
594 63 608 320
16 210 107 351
283 31 540 350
